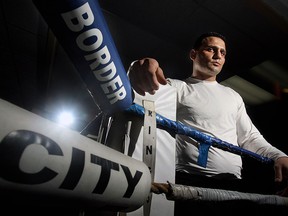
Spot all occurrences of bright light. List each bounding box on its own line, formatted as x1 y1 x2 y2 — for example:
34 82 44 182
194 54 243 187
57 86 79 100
57 111 74 127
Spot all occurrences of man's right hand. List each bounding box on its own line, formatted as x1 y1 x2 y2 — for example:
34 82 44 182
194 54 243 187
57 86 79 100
128 58 167 96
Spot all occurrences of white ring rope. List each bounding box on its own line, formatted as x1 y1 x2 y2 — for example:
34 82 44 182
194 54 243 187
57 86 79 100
151 182 288 206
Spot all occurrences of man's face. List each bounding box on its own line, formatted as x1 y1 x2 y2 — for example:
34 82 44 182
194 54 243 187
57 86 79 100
190 36 226 80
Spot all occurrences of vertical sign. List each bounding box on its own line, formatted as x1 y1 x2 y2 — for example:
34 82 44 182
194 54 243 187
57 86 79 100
142 100 157 216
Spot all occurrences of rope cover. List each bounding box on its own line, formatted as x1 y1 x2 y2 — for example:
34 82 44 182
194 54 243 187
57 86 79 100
151 182 288 206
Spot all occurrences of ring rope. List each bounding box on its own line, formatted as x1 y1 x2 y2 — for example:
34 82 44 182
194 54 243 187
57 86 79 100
151 182 288 206
125 103 273 164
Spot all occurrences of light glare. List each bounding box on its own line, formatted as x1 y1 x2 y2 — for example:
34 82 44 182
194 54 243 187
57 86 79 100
57 111 74 126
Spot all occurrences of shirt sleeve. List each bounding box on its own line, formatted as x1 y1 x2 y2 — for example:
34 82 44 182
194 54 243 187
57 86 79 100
235 93 287 161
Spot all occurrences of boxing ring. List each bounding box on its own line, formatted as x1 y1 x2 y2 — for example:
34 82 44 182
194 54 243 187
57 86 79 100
1 0 287 215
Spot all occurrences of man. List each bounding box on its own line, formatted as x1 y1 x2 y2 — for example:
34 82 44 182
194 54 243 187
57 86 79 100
128 32 288 212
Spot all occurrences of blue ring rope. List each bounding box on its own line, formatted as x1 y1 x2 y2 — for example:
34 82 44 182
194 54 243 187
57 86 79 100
125 103 273 165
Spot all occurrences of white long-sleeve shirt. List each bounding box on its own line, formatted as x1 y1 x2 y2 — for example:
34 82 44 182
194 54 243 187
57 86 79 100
168 77 287 179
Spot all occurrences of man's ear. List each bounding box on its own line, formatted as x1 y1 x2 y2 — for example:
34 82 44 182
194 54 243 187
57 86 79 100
189 49 196 60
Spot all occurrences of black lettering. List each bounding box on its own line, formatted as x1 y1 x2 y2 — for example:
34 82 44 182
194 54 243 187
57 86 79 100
60 147 85 189
148 110 153 117
146 145 152 155
0 130 62 184
121 165 143 198
90 154 119 194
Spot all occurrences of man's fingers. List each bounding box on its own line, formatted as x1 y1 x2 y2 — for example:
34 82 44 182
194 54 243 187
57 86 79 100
143 58 167 91
133 86 146 96
156 67 167 85
129 58 167 95
274 165 283 182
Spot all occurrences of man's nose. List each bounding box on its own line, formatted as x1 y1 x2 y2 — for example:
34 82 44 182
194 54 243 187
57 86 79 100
214 50 222 59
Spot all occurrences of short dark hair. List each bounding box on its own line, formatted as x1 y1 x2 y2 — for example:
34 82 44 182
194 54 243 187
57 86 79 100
193 32 227 49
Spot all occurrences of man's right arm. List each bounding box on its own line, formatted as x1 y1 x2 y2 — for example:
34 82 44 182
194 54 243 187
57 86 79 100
127 58 167 96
